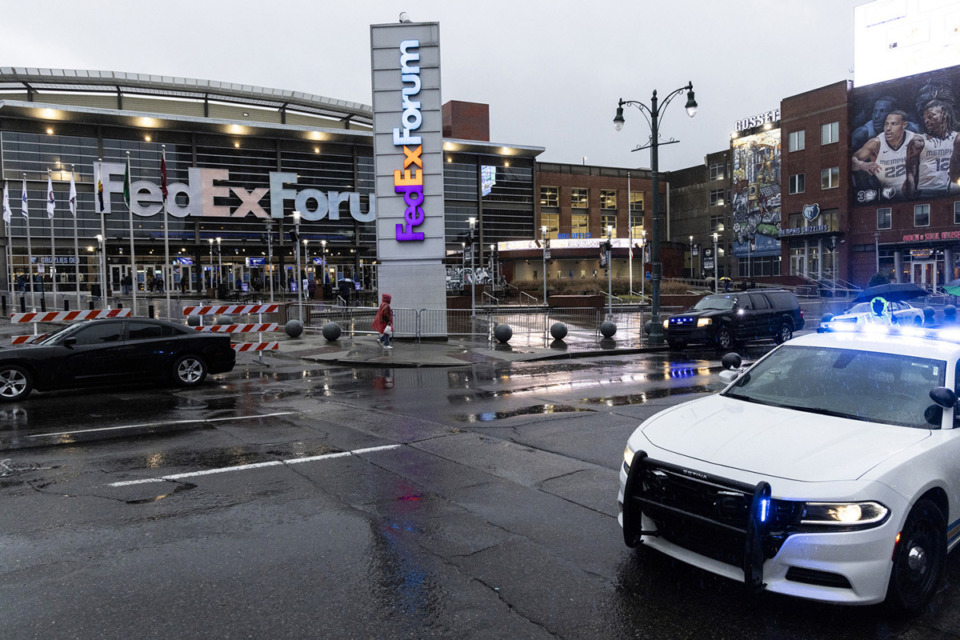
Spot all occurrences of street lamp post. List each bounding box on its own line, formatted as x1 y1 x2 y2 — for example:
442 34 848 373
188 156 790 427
614 82 698 345
303 239 309 298
605 225 614 317
96 234 105 307
266 221 275 302
468 217 477 317
216 237 222 294
640 230 646 302
540 224 548 305
689 235 694 281
320 239 327 296
713 232 719 293
293 210 302 322
207 238 214 295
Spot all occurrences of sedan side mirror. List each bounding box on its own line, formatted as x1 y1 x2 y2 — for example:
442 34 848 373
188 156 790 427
62 337 77 349
929 387 958 409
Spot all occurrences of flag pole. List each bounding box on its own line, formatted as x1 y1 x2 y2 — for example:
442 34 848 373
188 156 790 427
125 152 137 316
47 169 57 307
627 171 633 298
2 182 12 295
70 165 80 308
162 146 171 320
96 160 108 310
22 174 34 304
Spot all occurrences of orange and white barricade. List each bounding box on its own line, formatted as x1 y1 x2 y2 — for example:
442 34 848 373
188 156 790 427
183 304 281 359
9 308 131 344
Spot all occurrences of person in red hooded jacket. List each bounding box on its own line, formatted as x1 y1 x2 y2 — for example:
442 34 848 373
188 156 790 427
372 293 394 348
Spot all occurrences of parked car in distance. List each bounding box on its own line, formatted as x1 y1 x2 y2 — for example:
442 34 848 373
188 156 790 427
0 318 236 402
664 290 804 350
820 300 924 330
620 326 960 612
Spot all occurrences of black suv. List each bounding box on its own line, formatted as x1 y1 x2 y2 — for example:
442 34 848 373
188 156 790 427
664 290 804 350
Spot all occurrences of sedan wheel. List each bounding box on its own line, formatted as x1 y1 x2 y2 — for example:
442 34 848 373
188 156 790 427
173 355 207 387
887 498 946 614
0 365 33 402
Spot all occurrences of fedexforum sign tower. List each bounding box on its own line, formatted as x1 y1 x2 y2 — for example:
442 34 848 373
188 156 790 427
371 20 447 335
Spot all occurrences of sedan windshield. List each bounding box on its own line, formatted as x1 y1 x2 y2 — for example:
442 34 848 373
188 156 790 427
35 323 86 346
722 345 945 429
693 296 737 311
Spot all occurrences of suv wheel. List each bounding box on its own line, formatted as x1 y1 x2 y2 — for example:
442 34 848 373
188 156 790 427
774 322 793 344
715 326 734 351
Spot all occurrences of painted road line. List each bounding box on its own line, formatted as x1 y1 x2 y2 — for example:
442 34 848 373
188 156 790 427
108 444 401 487
28 412 297 439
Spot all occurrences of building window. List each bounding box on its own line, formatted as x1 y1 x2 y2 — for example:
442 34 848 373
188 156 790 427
788 174 805 194
821 167 840 189
915 204 930 227
541 213 559 238
954 202 960 224
571 213 588 235
601 213 617 237
710 215 725 233
709 162 724 181
710 189 725 206
788 130 805 152
600 189 616 209
540 186 558 208
821 121 840 145
629 191 644 213
571 188 588 209
877 207 892 230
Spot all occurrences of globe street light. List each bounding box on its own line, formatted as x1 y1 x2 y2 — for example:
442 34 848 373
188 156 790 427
320 239 327 294
614 82 697 345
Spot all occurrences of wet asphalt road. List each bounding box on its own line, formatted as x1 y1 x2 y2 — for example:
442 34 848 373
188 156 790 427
2 346 960 639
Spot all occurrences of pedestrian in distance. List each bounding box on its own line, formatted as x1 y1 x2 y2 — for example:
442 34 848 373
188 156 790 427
372 293 394 349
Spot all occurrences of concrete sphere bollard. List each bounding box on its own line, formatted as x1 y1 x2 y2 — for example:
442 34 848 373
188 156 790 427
550 322 568 340
186 314 201 327
944 305 957 323
218 315 234 326
600 321 617 338
923 307 936 325
321 321 342 342
494 324 513 344
285 319 304 338
820 313 834 325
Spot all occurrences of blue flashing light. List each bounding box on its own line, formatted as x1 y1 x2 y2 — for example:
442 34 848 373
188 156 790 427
759 497 770 523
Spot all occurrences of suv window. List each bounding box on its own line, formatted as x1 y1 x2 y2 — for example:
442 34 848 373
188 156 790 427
749 293 771 310
764 291 799 310
735 295 753 310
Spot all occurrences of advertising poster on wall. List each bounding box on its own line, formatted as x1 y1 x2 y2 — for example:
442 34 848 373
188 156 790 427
731 129 781 258
851 65 960 206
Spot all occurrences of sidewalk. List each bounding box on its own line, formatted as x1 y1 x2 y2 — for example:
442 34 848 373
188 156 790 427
273 330 661 368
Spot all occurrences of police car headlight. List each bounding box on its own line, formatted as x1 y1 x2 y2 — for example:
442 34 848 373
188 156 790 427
697 318 712 328
623 445 635 469
801 501 888 527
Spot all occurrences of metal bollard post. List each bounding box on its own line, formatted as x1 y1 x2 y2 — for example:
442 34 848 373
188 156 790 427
148 304 155 319
64 298 70 311
40 295 46 312
20 295 26 312
1 295 6 315
89 299 95 310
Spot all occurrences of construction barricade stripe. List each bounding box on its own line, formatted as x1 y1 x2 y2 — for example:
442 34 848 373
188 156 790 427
183 304 280 316
231 342 280 352
11 334 46 345
194 323 279 334
10 308 132 323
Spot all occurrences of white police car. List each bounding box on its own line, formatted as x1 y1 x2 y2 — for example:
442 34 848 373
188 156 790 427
619 321 960 612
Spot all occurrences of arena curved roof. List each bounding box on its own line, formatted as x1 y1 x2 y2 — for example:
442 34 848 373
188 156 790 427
0 67 373 127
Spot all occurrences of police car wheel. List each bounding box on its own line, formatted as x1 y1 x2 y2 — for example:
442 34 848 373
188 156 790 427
887 498 946 615
173 355 208 387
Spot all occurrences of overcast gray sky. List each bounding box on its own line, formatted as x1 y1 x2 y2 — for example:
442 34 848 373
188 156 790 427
0 0 867 169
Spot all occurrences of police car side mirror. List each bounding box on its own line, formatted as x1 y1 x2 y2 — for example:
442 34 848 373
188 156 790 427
62 337 77 349
930 387 958 409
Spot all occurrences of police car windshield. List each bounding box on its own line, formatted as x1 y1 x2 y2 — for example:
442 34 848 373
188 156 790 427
722 345 945 429
694 296 737 311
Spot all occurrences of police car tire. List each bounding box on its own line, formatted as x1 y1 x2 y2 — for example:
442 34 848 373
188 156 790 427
886 498 946 615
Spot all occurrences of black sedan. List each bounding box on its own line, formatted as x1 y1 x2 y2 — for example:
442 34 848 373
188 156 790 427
0 318 236 401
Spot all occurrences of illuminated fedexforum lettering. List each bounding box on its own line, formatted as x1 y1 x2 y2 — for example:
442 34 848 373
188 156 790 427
93 162 375 221
393 39 425 242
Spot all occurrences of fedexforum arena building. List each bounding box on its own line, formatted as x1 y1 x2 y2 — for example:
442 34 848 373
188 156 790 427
0 28 541 306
